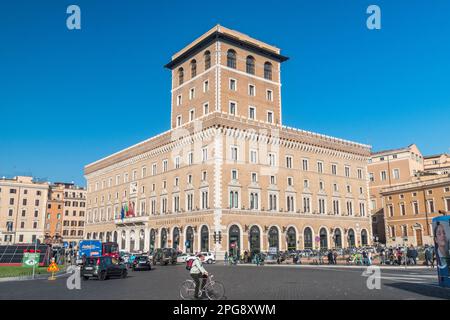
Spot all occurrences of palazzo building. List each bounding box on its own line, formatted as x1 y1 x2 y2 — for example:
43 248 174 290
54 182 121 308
84 25 372 258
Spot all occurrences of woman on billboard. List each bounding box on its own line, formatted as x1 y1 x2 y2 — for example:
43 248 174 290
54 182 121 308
434 221 450 286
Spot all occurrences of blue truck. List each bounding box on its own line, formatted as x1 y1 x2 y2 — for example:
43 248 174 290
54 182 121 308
77 240 102 264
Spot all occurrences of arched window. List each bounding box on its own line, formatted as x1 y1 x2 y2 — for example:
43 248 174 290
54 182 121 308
201 226 209 252
334 229 342 248
139 229 145 251
190 59 197 78
348 229 355 247
186 226 194 253
204 51 211 70
227 50 236 69
319 228 328 249
160 228 167 248
229 225 240 256
361 229 368 246
173 227 180 249
178 67 184 85
268 226 279 251
129 230 135 251
149 229 156 251
264 62 272 80
287 227 297 250
249 225 261 255
246 56 255 75
304 227 313 249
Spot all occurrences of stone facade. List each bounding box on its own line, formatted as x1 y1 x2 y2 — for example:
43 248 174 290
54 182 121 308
84 25 372 259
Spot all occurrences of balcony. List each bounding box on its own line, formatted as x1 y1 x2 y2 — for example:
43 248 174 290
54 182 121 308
114 214 149 226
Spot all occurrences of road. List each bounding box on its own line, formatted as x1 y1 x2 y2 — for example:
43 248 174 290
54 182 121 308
0 264 448 300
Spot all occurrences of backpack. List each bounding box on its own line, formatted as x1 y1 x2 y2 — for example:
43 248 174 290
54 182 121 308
186 258 194 271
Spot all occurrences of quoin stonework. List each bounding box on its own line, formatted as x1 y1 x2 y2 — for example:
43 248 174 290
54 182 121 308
84 25 373 259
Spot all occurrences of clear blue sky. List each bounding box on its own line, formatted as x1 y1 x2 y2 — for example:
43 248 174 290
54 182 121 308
0 0 449 186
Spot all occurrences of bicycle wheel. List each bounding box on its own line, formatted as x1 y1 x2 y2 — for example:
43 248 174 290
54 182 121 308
180 280 196 300
205 281 225 300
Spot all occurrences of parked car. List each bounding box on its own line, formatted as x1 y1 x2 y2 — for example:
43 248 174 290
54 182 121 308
81 256 127 281
153 248 178 265
177 253 195 263
264 254 278 264
132 255 152 271
200 252 216 264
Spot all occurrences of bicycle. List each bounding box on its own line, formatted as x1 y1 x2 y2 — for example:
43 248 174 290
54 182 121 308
180 274 225 300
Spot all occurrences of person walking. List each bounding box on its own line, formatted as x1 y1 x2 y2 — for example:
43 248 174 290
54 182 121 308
224 251 228 265
424 245 432 267
333 250 338 265
190 254 209 299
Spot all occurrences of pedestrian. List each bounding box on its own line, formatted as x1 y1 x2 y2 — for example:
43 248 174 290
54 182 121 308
424 245 432 267
224 251 228 265
410 245 418 265
333 250 338 265
255 253 261 266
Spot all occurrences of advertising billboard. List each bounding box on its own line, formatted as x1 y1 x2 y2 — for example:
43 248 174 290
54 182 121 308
432 216 450 287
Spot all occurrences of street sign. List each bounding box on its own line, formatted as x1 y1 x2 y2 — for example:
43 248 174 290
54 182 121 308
22 252 40 268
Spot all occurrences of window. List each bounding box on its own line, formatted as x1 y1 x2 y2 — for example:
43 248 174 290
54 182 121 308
303 197 311 213
229 78 237 91
190 59 197 78
318 198 326 214
248 106 256 120
286 195 295 212
202 148 208 162
227 50 236 69
428 200 435 213
317 161 323 173
201 190 209 209
393 169 400 180
203 103 209 115
302 159 309 171
248 84 255 96
187 194 193 211
250 150 257 164
250 192 259 210
188 152 193 165
231 146 238 161
231 169 238 180
331 164 337 175
204 51 211 70
345 166 350 177
246 56 255 74
269 194 277 211
267 111 274 123
360 203 366 216
142 166 147 178
189 88 195 100
270 176 276 185
251 172 258 183
268 153 276 166
381 171 387 181
229 101 237 115
333 200 340 215
178 68 184 85
176 115 182 127
388 205 394 217
264 62 272 80
266 89 273 101
203 80 209 93
152 163 157 175
369 173 374 182
400 203 406 216
390 226 396 238
163 159 168 172
287 177 293 186
412 201 419 215
177 95 182 106
175 156 180 169
346 201 353 216
189 109 195 121
229 191 239 209
286 156 293 168
303 179 309 188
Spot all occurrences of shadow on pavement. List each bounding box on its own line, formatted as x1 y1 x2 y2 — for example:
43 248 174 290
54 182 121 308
384 282 450 300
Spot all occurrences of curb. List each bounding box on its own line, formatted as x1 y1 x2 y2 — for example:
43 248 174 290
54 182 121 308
0 270 69 283
234 264 435 270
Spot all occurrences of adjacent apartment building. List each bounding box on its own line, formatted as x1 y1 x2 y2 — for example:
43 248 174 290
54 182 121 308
381 173 450 246
368 144 424 244
84 25 373 259
44 183 87 245
0 176 49 244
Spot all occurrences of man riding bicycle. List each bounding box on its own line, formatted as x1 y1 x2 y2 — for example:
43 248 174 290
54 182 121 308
190 253 209 299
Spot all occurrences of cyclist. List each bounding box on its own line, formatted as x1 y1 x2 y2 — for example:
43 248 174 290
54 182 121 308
190 253 209 299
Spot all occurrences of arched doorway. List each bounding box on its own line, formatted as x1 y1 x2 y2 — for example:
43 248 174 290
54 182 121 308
99 232 104 242
229 225 240 257
287 227 297 251
201 226 209 252
186 227 194 253
361 229 368 246
249 225 261 256
319 228 328 249
106 232 111 242
121 231 126 250
334 229 342 248
415 228 423 247
304 227 313 249
173 227 180 250
348 229 355 247
160 228 167 248
113 231 118 244
268 226 279 252
129 230 135 251
139 229 145 251
149 229 156 251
